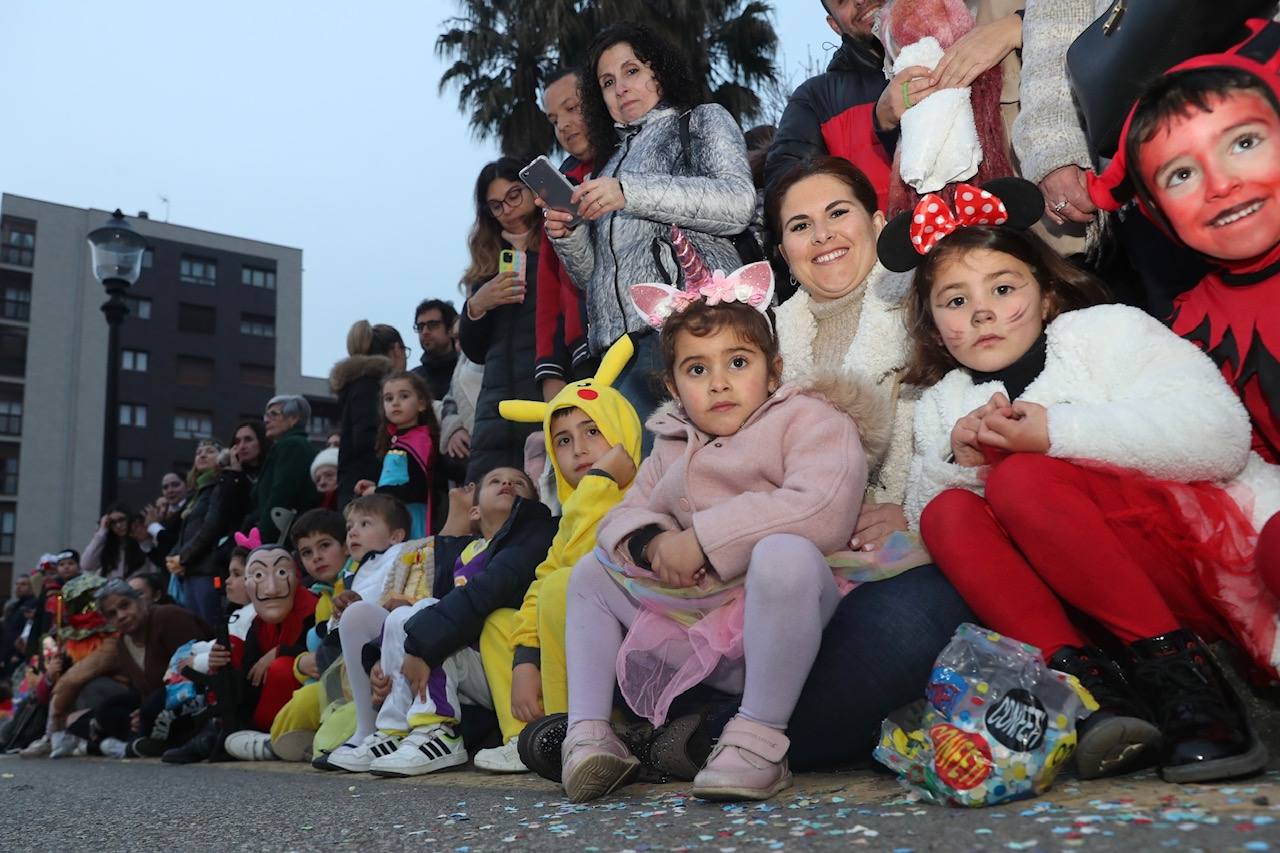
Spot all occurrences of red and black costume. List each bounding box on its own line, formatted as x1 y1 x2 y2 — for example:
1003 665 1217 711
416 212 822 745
230 589 317 732
535 155 596 391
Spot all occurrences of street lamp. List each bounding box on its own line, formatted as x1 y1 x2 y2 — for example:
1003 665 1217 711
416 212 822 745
87 209 145 507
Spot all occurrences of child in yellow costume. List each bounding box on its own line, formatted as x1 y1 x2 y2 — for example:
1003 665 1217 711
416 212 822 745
473 335 642 773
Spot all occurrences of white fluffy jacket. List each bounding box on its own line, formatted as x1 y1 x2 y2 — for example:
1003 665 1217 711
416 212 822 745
905 304 1280 532
775 263 918 509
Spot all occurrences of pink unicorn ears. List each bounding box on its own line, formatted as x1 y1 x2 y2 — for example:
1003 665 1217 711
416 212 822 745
234 528 263 551
629 261 775 330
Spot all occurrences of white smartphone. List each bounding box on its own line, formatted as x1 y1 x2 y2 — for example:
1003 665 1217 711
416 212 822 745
520 155 584 227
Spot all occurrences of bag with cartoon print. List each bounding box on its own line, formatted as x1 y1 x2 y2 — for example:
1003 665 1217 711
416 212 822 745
875 622 1096 807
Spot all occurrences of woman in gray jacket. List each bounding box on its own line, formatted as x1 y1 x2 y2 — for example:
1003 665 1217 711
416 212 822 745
545 23 756 432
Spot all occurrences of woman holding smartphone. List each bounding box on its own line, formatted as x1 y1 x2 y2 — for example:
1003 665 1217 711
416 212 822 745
543 23 756 436
460 156 542 483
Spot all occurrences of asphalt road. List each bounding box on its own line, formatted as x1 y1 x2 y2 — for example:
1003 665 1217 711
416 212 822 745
1 756 1278 852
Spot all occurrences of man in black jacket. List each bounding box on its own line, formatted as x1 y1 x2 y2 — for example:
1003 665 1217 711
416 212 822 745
410 298 459 402
764 0 935 209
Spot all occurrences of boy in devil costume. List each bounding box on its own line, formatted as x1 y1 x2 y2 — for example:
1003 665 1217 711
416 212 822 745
1090 19 1280 603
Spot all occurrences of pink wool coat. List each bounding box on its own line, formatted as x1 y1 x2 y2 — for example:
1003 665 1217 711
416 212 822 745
597 373 892 580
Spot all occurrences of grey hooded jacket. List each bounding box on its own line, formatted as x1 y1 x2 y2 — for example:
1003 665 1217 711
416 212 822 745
550 103 756 355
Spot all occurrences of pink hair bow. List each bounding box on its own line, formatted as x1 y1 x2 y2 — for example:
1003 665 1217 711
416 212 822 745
234 528 263 550
629 261 774 330
910 183 1009 256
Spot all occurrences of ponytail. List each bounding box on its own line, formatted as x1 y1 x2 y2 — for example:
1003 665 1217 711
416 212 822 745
346 320 403 358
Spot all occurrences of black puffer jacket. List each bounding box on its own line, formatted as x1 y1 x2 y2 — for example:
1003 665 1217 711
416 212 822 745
458 249 540 484
331 354 393 509
764 34 897 208
172 477 229 578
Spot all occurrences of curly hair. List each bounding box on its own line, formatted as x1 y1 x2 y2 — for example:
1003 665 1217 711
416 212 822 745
660 300 781 388
579 22 702 167
902 227 1111 387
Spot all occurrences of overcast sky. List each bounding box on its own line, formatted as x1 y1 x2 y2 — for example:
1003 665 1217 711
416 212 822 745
1 2 844 378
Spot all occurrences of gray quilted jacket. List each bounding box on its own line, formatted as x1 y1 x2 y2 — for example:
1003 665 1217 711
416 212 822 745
550 103 756 355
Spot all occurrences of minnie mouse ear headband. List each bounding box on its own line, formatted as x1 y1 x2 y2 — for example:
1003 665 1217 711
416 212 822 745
234 528 263 551
628 226 774 329
876 178 1045 272
1088 19 1280 215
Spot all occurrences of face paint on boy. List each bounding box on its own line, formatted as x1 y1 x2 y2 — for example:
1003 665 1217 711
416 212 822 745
1138 89 1280 262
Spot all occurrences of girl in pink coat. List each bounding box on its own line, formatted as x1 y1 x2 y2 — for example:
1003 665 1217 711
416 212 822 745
561 260 888 804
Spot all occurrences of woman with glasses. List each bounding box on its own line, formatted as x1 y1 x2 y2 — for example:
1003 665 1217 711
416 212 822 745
83 504 150 579
331 320 409 508
165 439 230 626
459 157 542 483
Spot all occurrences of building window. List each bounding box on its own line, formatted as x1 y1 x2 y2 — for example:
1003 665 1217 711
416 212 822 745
117 458 144 481
178 303 216 334
0 218 34 267
174 410 213 440
241 266 276 290
0 506 14 555
0 329 26 376
179 255 217 286
176 355 215 386
308 414 337 442
126 296 152 320
142 248 154 269
240 313 275 338
239 362 274 387
0 399 20 435
119 403 148 427
0 270 32 322
122 349 149 372
0 452 18 495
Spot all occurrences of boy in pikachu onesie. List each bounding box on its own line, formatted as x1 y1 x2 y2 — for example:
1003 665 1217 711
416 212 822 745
473 335 643 773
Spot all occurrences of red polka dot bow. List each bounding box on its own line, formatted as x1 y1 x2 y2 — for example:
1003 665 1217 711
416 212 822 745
910 184 1009 256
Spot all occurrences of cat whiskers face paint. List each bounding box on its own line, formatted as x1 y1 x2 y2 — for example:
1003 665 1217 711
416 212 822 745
928 249 1049 373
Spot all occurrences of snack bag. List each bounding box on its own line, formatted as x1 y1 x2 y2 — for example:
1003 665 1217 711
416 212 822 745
875 622 1096 807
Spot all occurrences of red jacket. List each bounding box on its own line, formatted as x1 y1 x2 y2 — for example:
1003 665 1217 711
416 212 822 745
535 156 593 388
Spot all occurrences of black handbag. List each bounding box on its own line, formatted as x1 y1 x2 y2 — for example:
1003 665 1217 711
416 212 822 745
1066 0 1275 162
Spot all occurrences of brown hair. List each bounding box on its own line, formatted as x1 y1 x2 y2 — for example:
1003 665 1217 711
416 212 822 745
374 371 441 460
902 227 1111 387
659 301 781 386
346 320 403 358
463 157 539 292
344 493 412 539
764 155 879 254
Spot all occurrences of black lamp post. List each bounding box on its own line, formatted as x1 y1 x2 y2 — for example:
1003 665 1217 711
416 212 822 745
87 210 145 508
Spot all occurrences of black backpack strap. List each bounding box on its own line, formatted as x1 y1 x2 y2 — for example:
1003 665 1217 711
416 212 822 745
678 110 693 171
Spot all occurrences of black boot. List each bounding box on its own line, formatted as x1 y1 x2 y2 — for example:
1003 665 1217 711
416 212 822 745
1129 629 1269 783
161 719 221 765
1048 645 1161 779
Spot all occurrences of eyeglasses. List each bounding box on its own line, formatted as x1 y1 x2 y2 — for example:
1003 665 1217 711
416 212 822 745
264 409 285 420
413 319 446 333
486 185 528 216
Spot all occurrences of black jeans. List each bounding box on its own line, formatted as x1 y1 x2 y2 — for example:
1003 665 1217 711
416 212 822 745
786 564 973 771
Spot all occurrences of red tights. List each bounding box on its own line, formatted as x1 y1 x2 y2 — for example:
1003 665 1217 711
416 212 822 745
921 454 1232 659
1259 513 1280 600
252 654 301 732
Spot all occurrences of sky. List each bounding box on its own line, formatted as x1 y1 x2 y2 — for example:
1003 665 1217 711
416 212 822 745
1 2 844 378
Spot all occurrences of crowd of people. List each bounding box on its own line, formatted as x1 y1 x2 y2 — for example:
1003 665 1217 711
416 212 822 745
2 0 1279 809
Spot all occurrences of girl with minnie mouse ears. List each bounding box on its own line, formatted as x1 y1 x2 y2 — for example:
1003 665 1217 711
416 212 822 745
882 176 1273 784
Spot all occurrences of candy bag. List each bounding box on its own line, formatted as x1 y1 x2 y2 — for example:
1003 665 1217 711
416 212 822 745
875 622 1097 807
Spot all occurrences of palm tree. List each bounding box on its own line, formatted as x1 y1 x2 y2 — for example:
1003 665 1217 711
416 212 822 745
436 0 780 158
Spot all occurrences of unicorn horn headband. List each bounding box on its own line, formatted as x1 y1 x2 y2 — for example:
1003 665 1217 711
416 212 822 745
629 227 774 330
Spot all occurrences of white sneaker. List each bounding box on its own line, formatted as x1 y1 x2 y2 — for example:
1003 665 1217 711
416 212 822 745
270 729 313 762
474 736 529 773
50 731 87 759
99 737 129 759
18 735 51 759
326 731 402 773
224 730 278 761
370 724 467 777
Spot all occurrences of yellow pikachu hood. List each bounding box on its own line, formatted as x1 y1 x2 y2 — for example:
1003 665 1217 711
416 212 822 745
499 335 643 503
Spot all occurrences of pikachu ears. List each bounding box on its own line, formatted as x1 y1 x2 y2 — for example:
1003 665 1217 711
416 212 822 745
498 334 636 424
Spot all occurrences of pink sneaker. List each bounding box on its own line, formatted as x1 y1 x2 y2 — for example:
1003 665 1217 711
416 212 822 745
561 720 640 803
691 716 792 801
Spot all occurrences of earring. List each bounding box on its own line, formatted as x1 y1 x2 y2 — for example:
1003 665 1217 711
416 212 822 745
789 273 799 289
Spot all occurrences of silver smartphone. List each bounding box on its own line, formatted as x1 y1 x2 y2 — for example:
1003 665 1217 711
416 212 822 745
520 155 584 227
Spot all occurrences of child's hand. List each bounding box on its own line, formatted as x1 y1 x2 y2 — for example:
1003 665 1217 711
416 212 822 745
332 590 360 617
849 502 909 552
951 393 1012 467
297 652 320 680
511 662 545 723
401 654 431 702
207 642 232 671
248 647 278 687
165 555 184 576
978 401 1050 454
648 529 707 588
593 444 637 489
354 479 376 497
445 429 471 459
382 594 414 611
370 662 391 706
441 483 477 535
